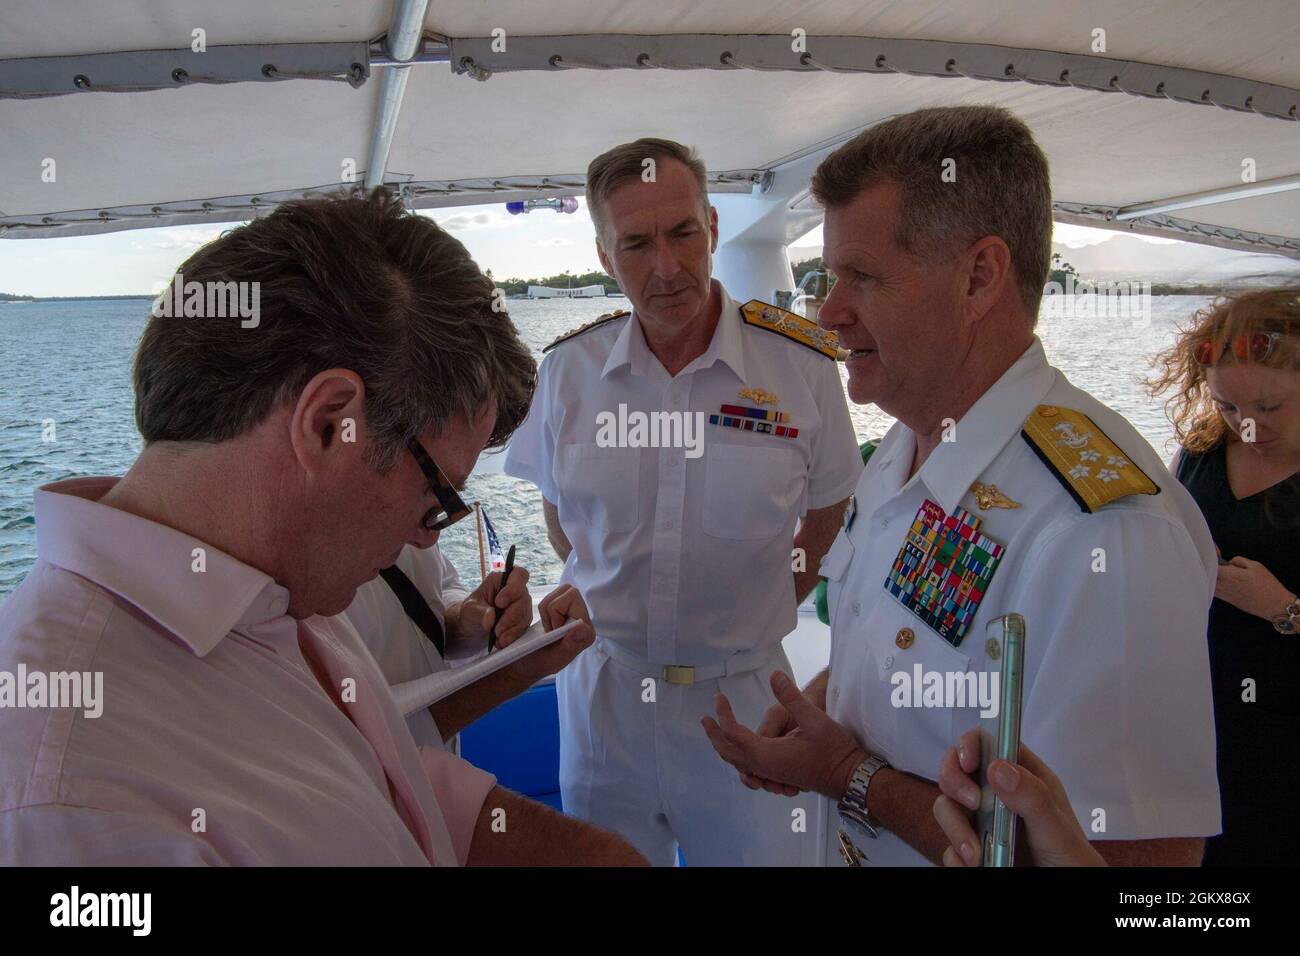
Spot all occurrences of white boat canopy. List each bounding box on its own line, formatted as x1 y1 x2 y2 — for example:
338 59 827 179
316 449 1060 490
2 0 1298 266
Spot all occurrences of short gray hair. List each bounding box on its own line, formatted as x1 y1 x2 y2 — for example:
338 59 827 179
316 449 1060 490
811 105 1053 320
586 137 709 241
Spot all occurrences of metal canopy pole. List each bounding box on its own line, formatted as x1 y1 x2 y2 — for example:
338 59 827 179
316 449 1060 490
1052 202 1300 258
445 33 1300 124
2 32 1295 123
0 170 765 238
363 0 432 191
1114 174 1300 221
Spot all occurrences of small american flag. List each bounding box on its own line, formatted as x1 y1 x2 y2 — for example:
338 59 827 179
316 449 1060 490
481 506 507 572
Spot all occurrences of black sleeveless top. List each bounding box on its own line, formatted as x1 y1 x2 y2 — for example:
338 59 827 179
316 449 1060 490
1176 440 1300 865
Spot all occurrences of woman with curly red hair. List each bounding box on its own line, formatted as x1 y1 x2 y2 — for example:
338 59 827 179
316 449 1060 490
1150 287 1300 866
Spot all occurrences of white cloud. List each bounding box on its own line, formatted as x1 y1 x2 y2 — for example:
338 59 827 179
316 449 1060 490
432 210 510 232
789 223 822 248
534 237 574 247
550 209 594 227
129 224 233 252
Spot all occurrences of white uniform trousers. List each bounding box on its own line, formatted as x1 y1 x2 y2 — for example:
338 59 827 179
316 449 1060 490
556 639 814 866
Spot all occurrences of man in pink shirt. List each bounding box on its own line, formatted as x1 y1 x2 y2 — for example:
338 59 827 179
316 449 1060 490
0 191 644 866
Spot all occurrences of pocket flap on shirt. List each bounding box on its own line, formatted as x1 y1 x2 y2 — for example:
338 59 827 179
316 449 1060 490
819 529 854 581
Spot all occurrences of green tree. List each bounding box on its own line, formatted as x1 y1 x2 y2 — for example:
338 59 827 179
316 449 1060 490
1048 252 1080 288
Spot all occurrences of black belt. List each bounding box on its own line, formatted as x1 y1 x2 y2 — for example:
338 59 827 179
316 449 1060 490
378 565 446 658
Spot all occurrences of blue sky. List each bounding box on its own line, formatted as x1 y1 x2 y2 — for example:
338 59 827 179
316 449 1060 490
0 196 1176 298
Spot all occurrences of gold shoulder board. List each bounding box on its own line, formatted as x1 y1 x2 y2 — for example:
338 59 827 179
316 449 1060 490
1021 404 1159 512
542 310 630 353
739 300 847 360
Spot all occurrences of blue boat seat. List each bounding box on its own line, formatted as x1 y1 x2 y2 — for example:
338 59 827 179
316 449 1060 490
459 681 562 811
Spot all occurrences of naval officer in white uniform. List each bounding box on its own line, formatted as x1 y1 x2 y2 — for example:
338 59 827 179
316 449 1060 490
704 106 1221 866
505 138 863 865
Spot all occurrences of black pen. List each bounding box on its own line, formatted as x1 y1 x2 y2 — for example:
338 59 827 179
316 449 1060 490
488 544 516 653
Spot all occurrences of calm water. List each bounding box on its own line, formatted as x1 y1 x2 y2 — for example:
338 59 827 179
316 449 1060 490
0 295 1207 599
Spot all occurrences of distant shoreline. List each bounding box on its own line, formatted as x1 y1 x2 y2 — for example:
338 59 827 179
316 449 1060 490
0 295 155 303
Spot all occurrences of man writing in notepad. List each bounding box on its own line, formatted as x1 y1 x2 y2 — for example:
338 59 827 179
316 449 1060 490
342 539 595 752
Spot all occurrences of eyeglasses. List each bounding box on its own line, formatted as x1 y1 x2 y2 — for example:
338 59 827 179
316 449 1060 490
1195 331 1291 366
407 439 472 531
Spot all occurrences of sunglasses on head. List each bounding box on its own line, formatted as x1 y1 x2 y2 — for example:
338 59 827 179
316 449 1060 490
1194 331 1290 367
407 439 472 531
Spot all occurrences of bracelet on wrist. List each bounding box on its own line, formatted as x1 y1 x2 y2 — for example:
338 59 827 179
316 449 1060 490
837 753 888 838
1273 595 1300 635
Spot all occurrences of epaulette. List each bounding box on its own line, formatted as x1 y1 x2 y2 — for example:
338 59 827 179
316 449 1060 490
1021 404 1159 512
542 310 630 353
739 299 847 360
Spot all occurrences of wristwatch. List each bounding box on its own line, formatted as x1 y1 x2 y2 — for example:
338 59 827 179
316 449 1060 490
1273 597 1300 635
837 753 889 838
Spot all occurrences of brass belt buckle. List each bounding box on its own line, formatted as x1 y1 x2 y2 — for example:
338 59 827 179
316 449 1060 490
837 829 867 866
662 665 696 685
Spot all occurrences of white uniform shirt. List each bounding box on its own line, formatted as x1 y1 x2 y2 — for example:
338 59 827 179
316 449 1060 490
342 546 479 749
506 283 862 664
820 338 1221 865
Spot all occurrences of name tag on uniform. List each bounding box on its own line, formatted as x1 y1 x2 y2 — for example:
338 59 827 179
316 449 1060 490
883 499 1005 647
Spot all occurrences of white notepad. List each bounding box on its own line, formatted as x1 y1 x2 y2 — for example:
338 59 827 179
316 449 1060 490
390 618 582 717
